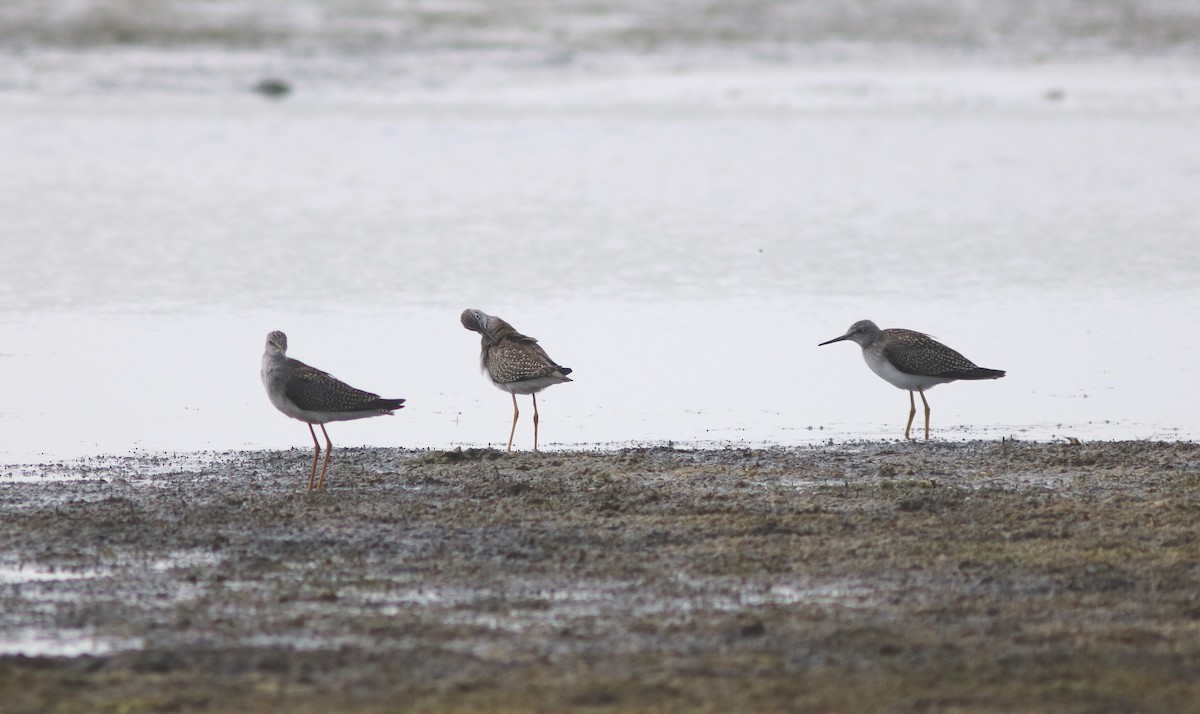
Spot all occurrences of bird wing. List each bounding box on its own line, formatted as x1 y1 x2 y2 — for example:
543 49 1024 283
284 359 386 413
881 331 982 378
487 340 569 384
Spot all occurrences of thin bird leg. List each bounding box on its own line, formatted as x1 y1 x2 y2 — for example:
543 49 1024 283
307 423 321 491
532 393 540 452
905 391 917 440
919 390 932 441
316 424 334 491
507 392 520 452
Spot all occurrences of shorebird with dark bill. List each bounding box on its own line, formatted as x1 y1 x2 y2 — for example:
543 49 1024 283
819 320 1005 440
460 309 572 451
261 331 405 491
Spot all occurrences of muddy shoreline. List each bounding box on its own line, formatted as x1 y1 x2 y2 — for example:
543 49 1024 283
2 441 1199 712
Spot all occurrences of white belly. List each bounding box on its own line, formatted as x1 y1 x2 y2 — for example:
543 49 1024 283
864 352 952 391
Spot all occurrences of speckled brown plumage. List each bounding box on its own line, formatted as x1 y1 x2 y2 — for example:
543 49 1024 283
481 338 569 386
460 309 572 390
461 309 572 451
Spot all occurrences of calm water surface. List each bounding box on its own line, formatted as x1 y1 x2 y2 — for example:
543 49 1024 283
1 59 1198 463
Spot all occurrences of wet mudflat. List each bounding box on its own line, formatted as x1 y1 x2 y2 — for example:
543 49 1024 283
1 440 1199 713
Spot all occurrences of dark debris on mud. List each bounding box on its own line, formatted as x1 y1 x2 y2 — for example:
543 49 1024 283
2 440 1199 713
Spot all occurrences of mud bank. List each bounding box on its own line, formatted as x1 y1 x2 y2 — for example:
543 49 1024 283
2 441 1199 712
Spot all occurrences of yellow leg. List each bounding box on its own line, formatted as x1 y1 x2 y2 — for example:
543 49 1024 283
919 390 932 441
904 391 917 440
315 424 334 490
507 392 519 452
532 393 540 452
306 423 321 491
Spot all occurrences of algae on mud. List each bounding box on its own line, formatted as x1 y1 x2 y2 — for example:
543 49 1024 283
1 441 1199 713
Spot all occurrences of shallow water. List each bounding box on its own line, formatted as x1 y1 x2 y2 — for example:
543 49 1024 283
1 4 1199 464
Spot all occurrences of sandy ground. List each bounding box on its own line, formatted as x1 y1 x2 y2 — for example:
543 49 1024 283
1 440 1199 713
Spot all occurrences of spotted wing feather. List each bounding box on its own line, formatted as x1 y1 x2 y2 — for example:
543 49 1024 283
486 340 572 385
882 330 1003 380
284 359 405 413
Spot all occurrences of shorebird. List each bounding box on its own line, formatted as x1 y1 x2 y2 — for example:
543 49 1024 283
261 331 405 491
460 309 572 451
819 320 1005 440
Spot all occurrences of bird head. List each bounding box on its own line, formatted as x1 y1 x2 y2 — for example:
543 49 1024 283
265 330 288 356
819 320 881 348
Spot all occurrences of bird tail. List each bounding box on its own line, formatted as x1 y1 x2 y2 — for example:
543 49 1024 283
950 368 1005 380
367 398 407 411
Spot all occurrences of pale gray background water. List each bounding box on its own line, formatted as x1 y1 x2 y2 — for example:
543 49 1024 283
1 1 1198 463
